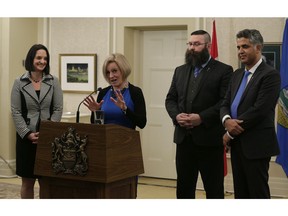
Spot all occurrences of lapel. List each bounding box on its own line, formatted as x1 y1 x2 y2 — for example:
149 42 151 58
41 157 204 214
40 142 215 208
192 58 214 96
39 80 53 103
183 64 193 98
234 62 265 104
21 72 39 103
231 69 245 101
21 72 53 104
22 82 39 103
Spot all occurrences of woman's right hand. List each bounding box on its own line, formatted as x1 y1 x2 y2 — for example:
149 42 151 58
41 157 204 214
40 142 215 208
28 132 39 144
83 95 104 112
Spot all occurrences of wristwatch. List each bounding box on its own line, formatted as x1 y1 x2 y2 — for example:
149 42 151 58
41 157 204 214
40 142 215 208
122 106 127 115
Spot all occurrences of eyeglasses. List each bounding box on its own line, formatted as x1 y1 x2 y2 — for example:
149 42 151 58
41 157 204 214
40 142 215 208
186 42 207 47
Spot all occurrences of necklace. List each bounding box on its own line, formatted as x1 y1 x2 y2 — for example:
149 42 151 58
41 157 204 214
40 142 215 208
29 72 43 83
31 78 42 83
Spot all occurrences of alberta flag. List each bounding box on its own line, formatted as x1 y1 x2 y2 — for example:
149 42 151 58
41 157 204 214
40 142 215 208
276 19 288 176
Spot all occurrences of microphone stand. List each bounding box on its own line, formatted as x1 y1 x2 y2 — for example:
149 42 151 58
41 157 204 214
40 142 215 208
76 87 102 123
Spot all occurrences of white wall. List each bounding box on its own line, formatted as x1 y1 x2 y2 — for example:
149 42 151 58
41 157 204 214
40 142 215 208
49 18 111 115
0 18 38 176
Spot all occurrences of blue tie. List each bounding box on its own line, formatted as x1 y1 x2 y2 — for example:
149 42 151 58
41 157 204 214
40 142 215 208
194 66 202 78
231 71 251 119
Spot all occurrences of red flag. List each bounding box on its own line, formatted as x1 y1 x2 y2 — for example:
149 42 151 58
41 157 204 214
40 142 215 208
211 20 228 176
223 149 228 177
211 20 218 59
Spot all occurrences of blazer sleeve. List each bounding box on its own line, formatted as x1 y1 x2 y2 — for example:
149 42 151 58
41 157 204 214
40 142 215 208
10 78 31 138
50 76 63 122
128 84 147 129
199 64 233 128
238 68 280 129
165 66 181 125
220 73 235 121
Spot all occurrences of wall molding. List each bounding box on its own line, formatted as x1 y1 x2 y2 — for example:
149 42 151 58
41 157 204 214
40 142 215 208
0 158 16 178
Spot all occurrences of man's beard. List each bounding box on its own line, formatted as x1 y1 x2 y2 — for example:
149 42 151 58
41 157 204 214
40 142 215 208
185 47 210 67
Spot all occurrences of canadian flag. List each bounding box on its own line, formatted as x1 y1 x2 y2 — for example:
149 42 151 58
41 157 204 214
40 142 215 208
211 20 228 176
211 20 219 59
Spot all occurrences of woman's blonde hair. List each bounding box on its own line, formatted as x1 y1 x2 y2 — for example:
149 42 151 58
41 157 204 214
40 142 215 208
102 53 131 83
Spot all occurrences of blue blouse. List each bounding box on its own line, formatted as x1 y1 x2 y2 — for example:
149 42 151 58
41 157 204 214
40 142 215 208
101 87 135 129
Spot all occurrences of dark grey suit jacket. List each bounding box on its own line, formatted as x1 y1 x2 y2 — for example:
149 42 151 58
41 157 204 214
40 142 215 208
165 58 233 146
220 61 280 159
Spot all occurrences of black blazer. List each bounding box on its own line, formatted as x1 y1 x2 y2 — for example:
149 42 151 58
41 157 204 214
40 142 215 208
220 61 281 159
166 58 233 146
90 83 147 129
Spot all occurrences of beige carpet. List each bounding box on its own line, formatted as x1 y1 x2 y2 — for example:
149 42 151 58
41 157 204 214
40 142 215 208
0 177 176 199
0 182 39 199
0 177 228 199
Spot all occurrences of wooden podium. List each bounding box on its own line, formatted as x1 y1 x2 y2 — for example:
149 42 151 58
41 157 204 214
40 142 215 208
34 121 144 199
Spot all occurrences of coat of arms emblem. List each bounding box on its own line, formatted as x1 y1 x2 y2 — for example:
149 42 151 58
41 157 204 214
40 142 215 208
51 127 88 176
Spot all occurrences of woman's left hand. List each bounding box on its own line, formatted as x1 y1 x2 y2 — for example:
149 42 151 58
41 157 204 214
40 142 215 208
110 90 127 110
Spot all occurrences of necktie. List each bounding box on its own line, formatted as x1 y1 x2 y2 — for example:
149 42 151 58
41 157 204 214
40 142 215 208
194 66 202 78
231 71 251 119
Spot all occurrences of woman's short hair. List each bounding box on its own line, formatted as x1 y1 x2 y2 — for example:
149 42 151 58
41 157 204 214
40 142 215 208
25 44 50 75
102 53 131 83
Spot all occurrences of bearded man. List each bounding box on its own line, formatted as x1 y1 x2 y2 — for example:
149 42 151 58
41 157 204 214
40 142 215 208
165 30 233 199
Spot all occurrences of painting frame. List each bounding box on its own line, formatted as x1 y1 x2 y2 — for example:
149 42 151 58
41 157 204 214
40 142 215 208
238 43 281 71
59 54 97 93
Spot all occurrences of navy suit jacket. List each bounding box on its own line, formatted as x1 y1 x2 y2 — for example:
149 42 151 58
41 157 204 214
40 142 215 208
220 61 281 159
166 58 233 146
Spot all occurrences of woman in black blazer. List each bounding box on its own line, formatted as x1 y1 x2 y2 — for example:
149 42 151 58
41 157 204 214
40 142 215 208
83 53 146 197
83 53 146 130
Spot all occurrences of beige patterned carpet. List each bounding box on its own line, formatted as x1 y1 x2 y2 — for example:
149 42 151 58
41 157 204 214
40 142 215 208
0 182 39 199
0 176 212 199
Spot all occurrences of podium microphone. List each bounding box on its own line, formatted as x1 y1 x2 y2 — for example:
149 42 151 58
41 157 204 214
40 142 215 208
76 87 102 123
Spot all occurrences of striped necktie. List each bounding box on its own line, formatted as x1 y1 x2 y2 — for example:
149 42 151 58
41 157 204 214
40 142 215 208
194 66 202 78
231 70 251 119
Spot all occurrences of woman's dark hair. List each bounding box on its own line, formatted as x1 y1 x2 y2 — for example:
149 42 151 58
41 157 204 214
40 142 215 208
25 44 50 75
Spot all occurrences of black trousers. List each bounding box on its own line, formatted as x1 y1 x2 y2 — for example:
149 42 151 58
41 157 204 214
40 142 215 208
176 135 224 199
230 139 271 199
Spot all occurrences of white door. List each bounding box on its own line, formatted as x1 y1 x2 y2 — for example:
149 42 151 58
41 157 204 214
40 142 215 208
141 30 187 179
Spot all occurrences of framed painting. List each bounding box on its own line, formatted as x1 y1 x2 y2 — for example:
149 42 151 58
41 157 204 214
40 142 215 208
59 54 97 93
261 43 281 71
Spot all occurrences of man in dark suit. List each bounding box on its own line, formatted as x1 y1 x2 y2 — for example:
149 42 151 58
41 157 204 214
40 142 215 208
220 29 281 198
165 30 233 198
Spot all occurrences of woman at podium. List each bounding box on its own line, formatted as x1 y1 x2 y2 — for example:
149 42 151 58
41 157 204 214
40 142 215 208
83 53 147 130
